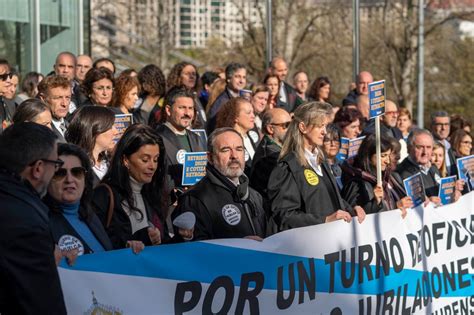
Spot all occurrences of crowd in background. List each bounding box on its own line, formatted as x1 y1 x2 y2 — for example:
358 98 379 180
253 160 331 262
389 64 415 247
0 51 472 314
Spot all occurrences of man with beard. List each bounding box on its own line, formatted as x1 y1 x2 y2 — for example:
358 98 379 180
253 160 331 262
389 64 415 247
156 87 205 188
173 127 267 240
250 108 292 204
0 122 66 314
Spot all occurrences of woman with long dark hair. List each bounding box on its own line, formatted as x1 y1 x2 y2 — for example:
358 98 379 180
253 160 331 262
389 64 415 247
308 76 331 103
92 124 174 249
341 134 412 214
66 106 117 187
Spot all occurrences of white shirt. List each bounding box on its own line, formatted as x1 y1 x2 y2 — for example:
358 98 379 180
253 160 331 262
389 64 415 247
51 118 66 137
304 148 323 176
243 135 255 161
279 82 287 103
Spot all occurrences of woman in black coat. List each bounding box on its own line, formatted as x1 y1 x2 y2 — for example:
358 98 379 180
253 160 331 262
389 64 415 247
341 134 412 215
44 143 113 255
91 124 169 250
267 102 366 232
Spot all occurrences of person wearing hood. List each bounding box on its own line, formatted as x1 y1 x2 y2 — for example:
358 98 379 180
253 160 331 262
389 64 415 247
173 127 266 241
341 134 412 215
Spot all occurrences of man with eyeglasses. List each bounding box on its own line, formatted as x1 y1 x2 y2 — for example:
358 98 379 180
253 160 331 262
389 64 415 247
0 59 13 134
395 129 442 203
38 75 72 142
0 122 67 314
250 108 292 211
430 111 456 176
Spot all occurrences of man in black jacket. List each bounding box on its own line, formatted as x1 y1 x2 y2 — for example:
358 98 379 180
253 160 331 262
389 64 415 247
250 108 291 204
156 87 205 188
343 71 373 106
0 122 66 314
396 129 441 202
173 127 266 241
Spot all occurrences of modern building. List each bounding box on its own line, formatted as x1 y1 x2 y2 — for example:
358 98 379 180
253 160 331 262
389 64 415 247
0 0 90 74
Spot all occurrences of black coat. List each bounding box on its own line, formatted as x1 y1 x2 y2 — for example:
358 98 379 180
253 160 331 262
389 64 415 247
92 183 169 249
249 135 281 204
206 89 233 134
268 152 354 232
0 170 66 315
363 119 403 141
173 164 266 241
277 82 299 113
342 89 360 106
395 157 441 197
45 197 113 254
155 124 205 188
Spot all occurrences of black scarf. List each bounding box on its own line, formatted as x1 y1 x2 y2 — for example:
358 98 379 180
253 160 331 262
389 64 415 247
206 164 262 235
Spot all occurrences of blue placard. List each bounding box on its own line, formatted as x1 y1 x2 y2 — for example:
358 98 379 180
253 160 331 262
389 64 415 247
348 136 366 159
181 152 207 186
113 114 133 144
403 172 425 208
335 137 350 162
456 155 474 191
368 80 386 119
437 175 457 205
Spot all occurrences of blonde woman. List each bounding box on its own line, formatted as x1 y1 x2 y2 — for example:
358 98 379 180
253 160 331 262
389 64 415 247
268 102 365 232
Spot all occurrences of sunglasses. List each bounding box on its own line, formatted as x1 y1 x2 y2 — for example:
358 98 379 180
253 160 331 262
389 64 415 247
271 122 291 129
53 167 87 180
0 72 13 81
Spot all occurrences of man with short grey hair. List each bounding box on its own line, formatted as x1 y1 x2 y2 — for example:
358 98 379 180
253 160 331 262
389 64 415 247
173 127 266 241
396 129 441 201
430 111 456 176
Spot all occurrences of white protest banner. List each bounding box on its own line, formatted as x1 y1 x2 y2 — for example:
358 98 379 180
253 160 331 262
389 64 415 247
59 192 474 315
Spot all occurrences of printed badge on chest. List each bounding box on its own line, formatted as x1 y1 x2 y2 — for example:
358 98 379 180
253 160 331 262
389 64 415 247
58 234 85 256
221 204 241 226
176 149 187 165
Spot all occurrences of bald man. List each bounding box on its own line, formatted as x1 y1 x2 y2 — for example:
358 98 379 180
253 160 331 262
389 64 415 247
75 54 93 83
250 108 292 214
269 57 298 113
343 71 374 106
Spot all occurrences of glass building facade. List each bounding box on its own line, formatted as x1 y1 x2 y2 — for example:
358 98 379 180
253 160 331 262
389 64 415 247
0 0 90 75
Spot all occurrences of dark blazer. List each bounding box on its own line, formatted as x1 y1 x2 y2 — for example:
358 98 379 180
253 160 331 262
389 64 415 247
0 170 66 314
206 89 233 134
395 157 440 197
51 120 67 143
156 124 205 187
277 82 299 113
249 135 281 204
268 152 354 232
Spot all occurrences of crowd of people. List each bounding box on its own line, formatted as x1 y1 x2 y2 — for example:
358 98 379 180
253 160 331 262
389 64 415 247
0 52 472 313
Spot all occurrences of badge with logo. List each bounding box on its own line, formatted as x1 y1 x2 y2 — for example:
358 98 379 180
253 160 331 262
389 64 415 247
222 204 241 226
58 234 85 256
304 169 319 186
244 150 250 162
176 149 187 164
248 130 259 143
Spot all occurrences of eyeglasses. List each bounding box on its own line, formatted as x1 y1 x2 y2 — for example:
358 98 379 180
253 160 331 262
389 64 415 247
271 122 291 129
323 139 339 144
0 72 13 81
93 85 113 92
433 123 450 127
53 167 87 181
39 158 65 170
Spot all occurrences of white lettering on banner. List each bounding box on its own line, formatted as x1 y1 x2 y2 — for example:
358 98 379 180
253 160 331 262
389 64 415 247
59 192 474 314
